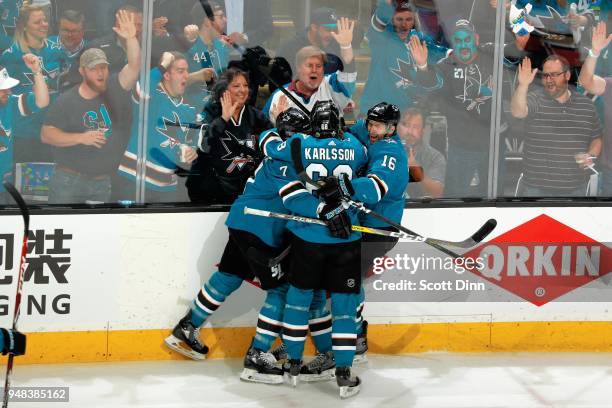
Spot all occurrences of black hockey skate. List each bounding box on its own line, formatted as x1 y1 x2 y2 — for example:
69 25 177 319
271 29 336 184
353 320 368 364
299 351 335 382
285 359 302 387
336 367 361 399
240 346 284 384
270 342 287 365
164 310 209 360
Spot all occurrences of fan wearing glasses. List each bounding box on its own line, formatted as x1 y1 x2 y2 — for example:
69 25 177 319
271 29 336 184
510 53 602 197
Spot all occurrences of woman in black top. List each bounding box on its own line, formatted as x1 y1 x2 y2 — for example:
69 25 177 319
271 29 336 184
187 67 273 204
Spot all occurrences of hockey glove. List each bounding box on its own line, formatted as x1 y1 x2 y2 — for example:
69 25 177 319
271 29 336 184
1 328 26 356
318 202 352 239
318 174 355 204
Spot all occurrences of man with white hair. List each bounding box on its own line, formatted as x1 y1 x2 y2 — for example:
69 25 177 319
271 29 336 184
263 17 356 124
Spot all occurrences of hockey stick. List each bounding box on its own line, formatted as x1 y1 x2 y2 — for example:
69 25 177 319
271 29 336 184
2 182 30 408
289 138 497 257
246 245 291 268
244 207 428 242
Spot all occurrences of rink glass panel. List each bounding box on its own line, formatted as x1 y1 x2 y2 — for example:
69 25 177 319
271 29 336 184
0 0 609 209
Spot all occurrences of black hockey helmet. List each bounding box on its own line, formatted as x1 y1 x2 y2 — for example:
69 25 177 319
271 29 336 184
311 100 342 139
366 102 401 128
277 107 312 140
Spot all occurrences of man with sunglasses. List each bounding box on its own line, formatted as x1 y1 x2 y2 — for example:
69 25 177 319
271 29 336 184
511 54 602 197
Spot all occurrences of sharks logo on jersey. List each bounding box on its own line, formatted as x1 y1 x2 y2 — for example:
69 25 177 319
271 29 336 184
23 58 61 86
517 0 597 36
157 111 191 149
219 131 258 174
2 38 67 93
454 64 493 114
0 0 23 36
390 55 417 89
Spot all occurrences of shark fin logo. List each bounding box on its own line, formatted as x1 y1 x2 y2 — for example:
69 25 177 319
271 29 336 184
157 111 189 149
390 57 417 90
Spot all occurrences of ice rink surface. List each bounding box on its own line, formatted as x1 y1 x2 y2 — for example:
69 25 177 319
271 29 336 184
10 353 612 407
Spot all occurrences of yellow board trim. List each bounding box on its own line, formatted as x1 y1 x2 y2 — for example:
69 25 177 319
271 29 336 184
4 322 612 365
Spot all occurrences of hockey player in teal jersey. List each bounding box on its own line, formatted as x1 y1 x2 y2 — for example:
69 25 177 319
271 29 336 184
348 102 408 230
232 109 335 384
233 108 340 385
276 100 367 398
0 54 49 204
326 102 408 363
164 108 335 385
117 52 198 201
228 108 313 248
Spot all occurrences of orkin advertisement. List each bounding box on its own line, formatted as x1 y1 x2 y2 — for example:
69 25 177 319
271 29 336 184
0 207 611 334
465 214 612 306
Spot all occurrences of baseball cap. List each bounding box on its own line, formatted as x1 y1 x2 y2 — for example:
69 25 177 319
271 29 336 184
80 48 110 69
190 1 224 25
0 68 19 90
395 0 416 13
455 19 475 32
311 7 338 28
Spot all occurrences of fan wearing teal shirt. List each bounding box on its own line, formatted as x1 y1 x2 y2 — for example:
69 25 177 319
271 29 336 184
181 1 230 110
359 0 447 115
118 52 199 202
0 53 49 204
0 4 68 163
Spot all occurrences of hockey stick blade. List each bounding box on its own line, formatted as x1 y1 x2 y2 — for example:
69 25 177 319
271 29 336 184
426 218 497 250
469 218 497 244
2 182 30 408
